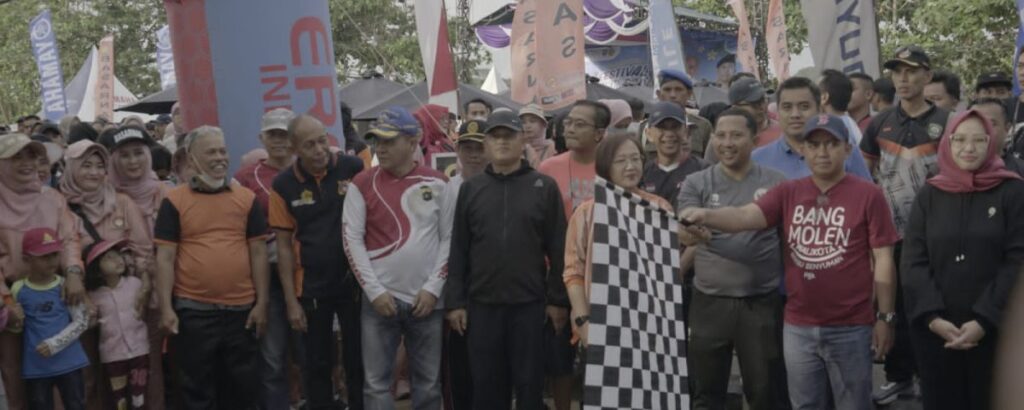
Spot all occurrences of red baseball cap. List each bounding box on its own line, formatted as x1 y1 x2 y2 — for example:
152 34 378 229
22 228 62 257
84 239 127 267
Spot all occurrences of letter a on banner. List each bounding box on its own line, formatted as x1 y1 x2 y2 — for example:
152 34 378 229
416 0 459 114
535 0 586 111
164 0 346 175
510 0 538 105
727 0 760 80
30 10 68 121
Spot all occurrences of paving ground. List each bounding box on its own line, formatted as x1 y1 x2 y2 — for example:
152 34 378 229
392 363 922 410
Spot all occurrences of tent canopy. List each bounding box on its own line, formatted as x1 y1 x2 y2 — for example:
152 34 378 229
116 85 177 114
353 82 523 120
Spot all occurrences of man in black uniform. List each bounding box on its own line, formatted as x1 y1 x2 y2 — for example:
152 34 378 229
641 101 709 207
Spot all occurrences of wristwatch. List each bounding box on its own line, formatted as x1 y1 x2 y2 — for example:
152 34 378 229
574 315 590 327
66 266 83 277
876 311 897 324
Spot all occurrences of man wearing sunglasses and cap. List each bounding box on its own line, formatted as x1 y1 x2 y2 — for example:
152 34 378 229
681 114 899 409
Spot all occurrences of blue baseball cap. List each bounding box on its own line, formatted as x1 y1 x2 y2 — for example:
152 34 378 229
366 106 420 139
800 114 851 143
648 102 688 127
658 69 694 89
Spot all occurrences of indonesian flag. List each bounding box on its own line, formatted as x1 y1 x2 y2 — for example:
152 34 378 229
416 0 459 114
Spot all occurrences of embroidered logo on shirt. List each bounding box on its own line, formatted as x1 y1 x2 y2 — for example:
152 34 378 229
709 193 721 207
292 189 316 207
534 179 544 188
753 188 768 201
420 186 434 201
927 123 943 139
989 207 997 218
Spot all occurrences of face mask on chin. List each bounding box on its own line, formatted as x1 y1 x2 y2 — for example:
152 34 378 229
189 154 227 191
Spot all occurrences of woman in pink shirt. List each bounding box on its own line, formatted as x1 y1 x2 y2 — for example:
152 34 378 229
0 133 85 410
85 240 150 410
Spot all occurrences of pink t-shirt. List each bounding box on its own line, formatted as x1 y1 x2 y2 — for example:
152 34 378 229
538 152 596 219
88 276 149 363
756 175 899 326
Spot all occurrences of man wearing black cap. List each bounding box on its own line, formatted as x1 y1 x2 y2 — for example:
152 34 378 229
440 119 490 410
861 45 952 405
975 72 1013 100
655 69 714 158
17 114 40 135
681 114 898 410
38 122 65 147
728 76 783 148
445 110 569 410
641 101 709 205
872 78 896 113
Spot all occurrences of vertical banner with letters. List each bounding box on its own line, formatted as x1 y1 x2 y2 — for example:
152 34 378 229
727 0 760 80
30 10 68 121
164 0 345 174
648 0 686 89
510 0 538 105
155 25 177 91
534 0 585 111
766 0 791 80
800 0 881 78
94 35 116 122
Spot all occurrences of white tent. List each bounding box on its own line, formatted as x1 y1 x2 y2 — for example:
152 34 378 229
63 46 143 122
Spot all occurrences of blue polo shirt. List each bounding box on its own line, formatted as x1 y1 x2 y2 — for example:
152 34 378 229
751 136 873 181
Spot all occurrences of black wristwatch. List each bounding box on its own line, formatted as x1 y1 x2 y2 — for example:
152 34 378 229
574 315 590 327
876 311 897 324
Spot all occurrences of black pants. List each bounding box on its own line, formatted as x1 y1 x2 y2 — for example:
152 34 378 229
26 369 85 410
172 308 259 410
688 290 784 410
885 242 917 382
442 325 472 410
300 294 364 410
911 324 996 410
467 302 546 410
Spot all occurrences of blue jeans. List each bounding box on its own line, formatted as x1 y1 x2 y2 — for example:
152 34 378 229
260 276 304 410
783 324 872 410
361 297 442 410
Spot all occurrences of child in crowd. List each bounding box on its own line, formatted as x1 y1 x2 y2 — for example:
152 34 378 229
85 239 150 410
13 228 89 410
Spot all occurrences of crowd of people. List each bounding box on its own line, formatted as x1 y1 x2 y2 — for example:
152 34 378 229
0 43 1021 410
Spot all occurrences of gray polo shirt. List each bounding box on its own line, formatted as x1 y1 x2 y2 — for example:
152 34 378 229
678 164 786 297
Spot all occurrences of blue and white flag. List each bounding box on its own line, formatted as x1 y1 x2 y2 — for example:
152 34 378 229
29 10 68 121
648 0 686 88
155 25 177 90
1014 0 1024 96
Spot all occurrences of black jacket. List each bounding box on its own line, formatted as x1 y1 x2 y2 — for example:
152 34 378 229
445 160 569 308
902 179 1024 332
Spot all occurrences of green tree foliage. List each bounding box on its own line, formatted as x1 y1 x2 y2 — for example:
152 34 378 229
680 0 1017 91
0 0 488 123
0 0 163 122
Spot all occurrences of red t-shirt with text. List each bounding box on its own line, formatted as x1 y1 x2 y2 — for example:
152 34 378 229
756 175 899 326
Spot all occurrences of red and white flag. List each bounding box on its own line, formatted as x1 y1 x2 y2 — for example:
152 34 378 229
726 0 759 80
415 0 459 113
766 0 790 80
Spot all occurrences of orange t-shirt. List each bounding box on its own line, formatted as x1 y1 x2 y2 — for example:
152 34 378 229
538 152 596 219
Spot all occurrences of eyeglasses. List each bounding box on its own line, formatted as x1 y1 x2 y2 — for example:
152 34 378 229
562 118 595 130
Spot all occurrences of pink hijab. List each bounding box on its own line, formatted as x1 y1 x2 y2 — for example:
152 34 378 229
0 142 44 229
60 141 118 222
599 99 633 128
928 109 1022 193
110 142 164 221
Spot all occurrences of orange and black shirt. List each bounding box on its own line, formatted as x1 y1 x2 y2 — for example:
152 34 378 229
268 153 364 299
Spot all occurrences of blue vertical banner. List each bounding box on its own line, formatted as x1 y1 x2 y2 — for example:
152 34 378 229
648 0 686 88
29 10 68 121
155 25 177 91
1015 0 1024 96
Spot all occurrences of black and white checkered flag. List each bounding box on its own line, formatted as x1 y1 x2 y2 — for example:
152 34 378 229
583 177 688 410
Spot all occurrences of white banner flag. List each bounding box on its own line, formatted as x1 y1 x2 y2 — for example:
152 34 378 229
800 0 881 78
